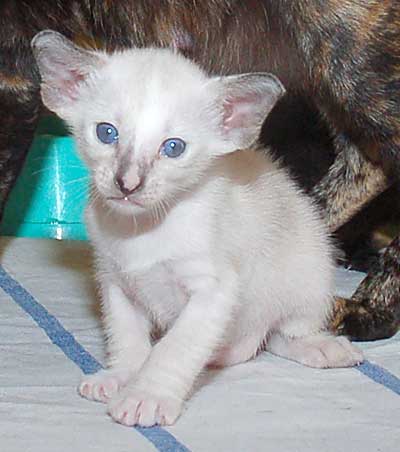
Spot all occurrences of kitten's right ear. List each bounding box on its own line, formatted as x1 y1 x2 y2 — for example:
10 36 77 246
31 30 102 117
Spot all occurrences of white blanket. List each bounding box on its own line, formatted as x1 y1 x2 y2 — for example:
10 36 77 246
0 237 399 452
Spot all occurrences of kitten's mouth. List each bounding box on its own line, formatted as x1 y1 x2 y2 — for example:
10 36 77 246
107 196 144 208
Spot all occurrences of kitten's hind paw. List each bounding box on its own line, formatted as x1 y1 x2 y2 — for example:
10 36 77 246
267 333 364 369
79 368 132 403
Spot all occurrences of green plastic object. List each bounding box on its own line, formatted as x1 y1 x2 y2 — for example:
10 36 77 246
0 117 89 240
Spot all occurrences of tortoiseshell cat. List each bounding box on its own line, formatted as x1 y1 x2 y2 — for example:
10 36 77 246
0 0 399 341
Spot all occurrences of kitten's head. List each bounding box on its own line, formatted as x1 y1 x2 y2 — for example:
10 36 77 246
32 30 285 215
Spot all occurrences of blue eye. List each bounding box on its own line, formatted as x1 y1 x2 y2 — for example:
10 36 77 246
160 138 186 158
96 122 119 144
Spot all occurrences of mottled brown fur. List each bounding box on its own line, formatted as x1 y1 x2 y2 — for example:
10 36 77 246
311 137 390 232
1 0 400 340
332 236 400 341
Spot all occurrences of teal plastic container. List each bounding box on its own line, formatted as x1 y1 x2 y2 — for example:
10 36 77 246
0 116 89 240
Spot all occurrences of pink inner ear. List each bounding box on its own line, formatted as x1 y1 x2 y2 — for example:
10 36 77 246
47 64 86 102
223 93 261 131
61 68 86 100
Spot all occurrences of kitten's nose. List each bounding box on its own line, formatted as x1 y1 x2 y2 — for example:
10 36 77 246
114 175 143 196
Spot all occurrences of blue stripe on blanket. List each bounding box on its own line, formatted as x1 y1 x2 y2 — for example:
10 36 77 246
357 361 400 395
0 265 190 452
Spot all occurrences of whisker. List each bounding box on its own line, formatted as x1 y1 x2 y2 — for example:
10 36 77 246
63 176 91 187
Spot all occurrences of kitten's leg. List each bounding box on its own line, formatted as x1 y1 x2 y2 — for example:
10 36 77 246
267 319 364 368
107 269 237 427
209 336 261 368
79 282 152 403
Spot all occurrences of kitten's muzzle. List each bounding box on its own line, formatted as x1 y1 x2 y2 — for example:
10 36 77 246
114 175 143 196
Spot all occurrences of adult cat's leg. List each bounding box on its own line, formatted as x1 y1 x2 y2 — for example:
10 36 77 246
0 68 41 218
311 134 400 340
311 134 390 232
79 282 152 403
332 236 400 341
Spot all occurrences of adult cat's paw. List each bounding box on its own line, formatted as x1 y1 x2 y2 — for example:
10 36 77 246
79 368 131 403
107 386 183 427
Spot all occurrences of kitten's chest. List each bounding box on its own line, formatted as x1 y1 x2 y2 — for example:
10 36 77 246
88 197 215 325
100 231 193 327
120 259 189 328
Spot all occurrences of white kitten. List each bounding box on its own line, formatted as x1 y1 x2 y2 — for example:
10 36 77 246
32 30 363 427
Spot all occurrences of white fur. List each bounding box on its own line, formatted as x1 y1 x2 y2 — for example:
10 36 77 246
33 33 363 427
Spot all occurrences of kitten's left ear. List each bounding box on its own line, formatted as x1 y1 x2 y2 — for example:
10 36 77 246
212 73 286 149
31 30 103 118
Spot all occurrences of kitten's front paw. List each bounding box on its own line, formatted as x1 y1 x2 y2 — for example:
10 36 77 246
79 368 131 403
107 386 183 427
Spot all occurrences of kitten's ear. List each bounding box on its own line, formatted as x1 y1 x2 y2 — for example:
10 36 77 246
31 30 102 117
212 73 285 149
